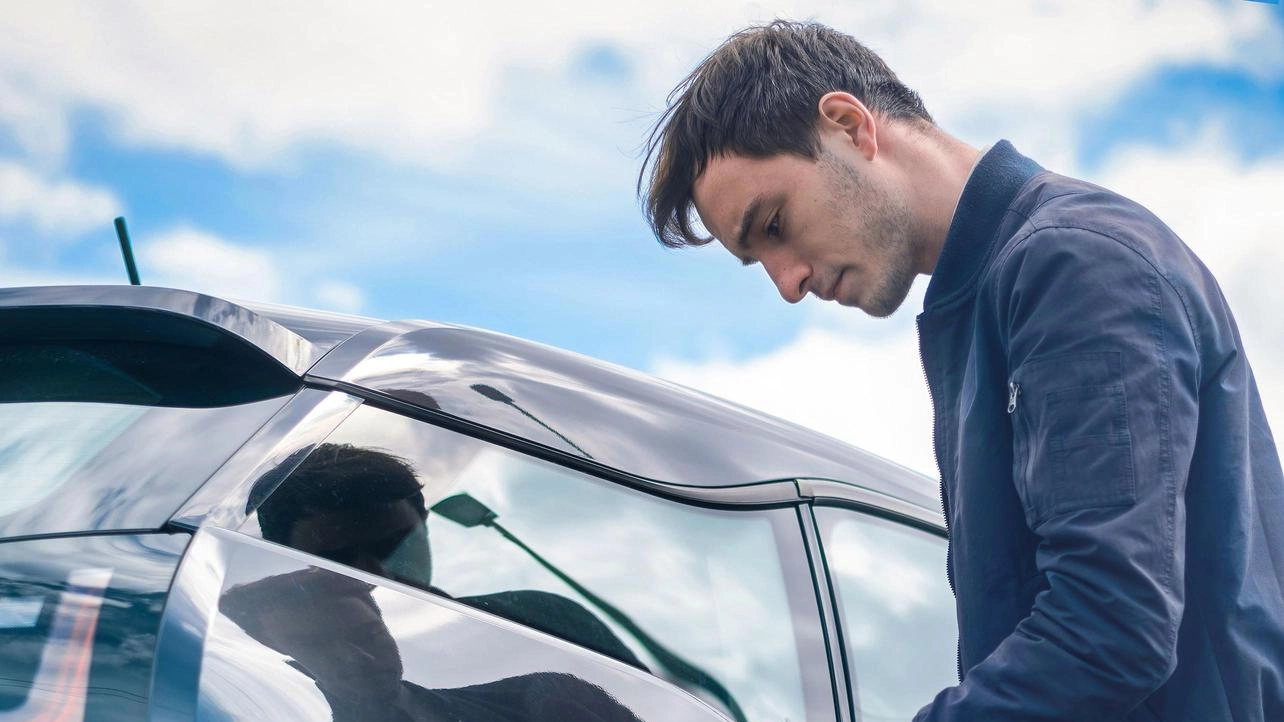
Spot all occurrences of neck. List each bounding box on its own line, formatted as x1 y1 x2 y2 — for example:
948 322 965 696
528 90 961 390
887 127 981 275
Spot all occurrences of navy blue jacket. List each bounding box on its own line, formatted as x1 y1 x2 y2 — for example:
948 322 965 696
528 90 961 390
912 141 1284 721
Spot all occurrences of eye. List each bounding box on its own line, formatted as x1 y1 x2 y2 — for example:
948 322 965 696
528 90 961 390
766 213 782 239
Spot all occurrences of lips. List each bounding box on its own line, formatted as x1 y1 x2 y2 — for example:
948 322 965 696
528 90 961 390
826 270 844 301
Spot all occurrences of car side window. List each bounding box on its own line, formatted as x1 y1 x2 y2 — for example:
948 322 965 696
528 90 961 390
814 508 959 721
242 405 830 722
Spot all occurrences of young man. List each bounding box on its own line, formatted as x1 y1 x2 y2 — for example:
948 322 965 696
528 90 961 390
639 20 1284 721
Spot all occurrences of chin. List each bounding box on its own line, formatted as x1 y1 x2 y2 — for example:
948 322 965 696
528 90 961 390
862 275 916 317
860 293 904 318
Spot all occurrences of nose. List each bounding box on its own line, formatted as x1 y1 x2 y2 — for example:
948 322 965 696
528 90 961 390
760 249 810 304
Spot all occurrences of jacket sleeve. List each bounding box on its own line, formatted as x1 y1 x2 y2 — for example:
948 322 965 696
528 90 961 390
914 224 1202 721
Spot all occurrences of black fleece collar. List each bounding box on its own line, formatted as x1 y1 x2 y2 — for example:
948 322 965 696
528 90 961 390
922 140 1043 311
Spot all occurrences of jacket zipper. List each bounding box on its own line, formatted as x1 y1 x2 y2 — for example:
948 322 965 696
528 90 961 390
1008 379 1036 493
917 317 963 684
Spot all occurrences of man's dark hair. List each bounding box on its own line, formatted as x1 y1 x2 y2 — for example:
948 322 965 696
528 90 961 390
638 20 933 248
253 442 425 544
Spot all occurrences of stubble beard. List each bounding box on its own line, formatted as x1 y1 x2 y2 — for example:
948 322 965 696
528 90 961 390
821 150 924 314
822 151 918 318
863 203 917 318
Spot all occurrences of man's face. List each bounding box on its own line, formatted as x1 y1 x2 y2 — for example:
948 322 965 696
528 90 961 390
287 497 430 586
692 138 918 317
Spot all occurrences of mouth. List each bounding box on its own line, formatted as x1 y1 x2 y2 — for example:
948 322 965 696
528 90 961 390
823 270 844 302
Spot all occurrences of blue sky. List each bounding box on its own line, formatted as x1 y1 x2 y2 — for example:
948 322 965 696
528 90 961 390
2 1 1282 476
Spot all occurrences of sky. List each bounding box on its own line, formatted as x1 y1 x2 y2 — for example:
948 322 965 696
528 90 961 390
2 0 1281 480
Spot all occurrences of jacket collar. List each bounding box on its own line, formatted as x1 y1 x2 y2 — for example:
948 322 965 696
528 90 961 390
922 140 1042 311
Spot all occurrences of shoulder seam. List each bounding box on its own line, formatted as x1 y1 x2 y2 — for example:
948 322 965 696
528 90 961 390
996 224 1203 360
1024 187 1088 217
981 183 1091 291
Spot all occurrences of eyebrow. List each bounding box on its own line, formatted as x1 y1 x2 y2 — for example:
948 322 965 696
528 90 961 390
734 195 764 256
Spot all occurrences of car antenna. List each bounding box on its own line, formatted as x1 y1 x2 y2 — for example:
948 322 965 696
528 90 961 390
113 216 142 285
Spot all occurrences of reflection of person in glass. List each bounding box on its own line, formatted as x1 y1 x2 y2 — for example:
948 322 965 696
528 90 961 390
253 443 436 590
223 443 644 722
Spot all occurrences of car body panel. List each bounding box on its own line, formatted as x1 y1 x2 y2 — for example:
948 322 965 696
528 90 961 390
153 528 737 722
0 286 322 376
240 300 381 355
796 505 856 722
169 389 364 532
307 321 940 512
0 533 189 722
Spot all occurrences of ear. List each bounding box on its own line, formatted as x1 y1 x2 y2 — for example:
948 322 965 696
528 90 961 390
817 92 878 160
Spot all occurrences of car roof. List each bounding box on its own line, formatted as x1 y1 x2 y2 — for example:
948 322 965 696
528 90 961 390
2 285 941 520
239 299 382 354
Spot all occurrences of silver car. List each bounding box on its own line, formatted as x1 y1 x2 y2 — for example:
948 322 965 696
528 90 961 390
0 285 956 722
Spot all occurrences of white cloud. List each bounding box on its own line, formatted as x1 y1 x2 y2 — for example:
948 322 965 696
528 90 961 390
136 226 372 315
0 160 122 236
0 76 70 163
0 221 371 312
0 267 119 287
0 1 1277 171
143 226 283 302
313 279 365 313
863 0 1284 164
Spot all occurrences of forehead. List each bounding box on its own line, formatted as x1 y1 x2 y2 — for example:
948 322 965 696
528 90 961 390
692 152 811 243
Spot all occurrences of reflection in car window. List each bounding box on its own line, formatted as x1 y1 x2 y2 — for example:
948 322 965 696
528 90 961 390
244 405 826 722
0 533 189 722
814 508 958 722
0 398 289 538
217 566 648 722
0 403 145 516
0 335 295 538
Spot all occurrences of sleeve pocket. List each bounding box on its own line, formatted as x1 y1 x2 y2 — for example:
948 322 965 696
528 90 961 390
1011 351 1136 527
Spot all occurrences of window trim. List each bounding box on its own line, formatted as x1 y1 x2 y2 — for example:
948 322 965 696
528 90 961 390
311 379 807 510
808 503 958 722
797 504 856 722
169 389 363 532
802 478 947 537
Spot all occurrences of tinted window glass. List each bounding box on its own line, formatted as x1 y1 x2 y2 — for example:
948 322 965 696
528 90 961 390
244 405 829 722
0 335 298 407
0 397 290 538
0 335 296 538
199 532 733 722
814 508 958 721
0 533 189 722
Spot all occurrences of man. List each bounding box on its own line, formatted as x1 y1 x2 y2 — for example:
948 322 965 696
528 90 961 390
639 20 1284 721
